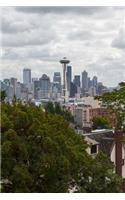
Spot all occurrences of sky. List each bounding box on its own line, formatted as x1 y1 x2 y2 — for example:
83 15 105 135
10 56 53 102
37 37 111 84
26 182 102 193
1 6 125 87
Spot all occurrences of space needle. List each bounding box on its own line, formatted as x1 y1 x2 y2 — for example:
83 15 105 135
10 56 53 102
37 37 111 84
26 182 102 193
60 57 70 103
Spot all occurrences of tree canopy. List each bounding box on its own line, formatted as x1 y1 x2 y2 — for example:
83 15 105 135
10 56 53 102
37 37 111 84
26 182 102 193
95 82 125 130
1 102 121 192
44 101 74 122
92 116 112 130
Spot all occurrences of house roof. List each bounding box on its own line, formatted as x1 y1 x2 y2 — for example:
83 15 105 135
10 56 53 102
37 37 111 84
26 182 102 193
85 136 99 145
84 130 115 157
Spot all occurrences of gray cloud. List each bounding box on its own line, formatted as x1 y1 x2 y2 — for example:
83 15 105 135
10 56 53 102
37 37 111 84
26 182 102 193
112 29 125 49
15 6 107 15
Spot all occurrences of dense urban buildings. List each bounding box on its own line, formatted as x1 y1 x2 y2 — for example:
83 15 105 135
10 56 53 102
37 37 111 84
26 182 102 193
0 65 110 103
0 55 114 103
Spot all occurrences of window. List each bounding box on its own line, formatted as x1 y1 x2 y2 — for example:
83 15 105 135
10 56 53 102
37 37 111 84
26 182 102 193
91 144 97 154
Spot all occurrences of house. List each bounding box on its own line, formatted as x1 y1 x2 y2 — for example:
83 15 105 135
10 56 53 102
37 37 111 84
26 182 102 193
83 129 125 192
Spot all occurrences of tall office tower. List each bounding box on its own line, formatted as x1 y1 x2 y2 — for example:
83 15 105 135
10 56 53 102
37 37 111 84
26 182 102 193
10 77 17 96
60 57 70 103
82 70 88 94
73 75 80 87
39 74 50 99
88 77 92 89
92 76 98 87
70 82 77 98
32 78 38 83
16 82 21 99
53 72 61 92
66 65 72 93
23 68 31 84
53 72 61 84
33 80 40 99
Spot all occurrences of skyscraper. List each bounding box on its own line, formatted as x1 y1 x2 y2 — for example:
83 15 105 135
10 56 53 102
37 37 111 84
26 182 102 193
73 75 80 87
92 76 98 87
39 74 50 98
23 68 31 84
82 70 88 94
53 72 61 84
70 82 77 97
66 66 72 92
53 72 61 94
10 77 17 95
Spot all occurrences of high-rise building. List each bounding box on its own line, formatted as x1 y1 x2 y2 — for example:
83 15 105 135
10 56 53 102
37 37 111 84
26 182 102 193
70 82 77 97
32 78 39 83
53 72 61 92
82 70 88 94
39 74 50 99
23 68 31 84
33 80 40 99
66 66 72 93
92 76 98 87
53 72 61 84
88 77 92 89
16 82 21 99
73 75 80 87
10 77 17 95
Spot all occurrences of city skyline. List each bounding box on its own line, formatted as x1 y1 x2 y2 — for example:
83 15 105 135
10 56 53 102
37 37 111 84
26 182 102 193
1 67 109 87
1 6 125 87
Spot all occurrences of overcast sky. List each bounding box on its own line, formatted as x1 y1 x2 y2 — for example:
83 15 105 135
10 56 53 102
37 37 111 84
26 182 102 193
1 6 125 87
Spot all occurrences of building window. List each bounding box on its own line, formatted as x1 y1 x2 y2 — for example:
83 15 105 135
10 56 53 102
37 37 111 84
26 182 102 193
91 144 97 154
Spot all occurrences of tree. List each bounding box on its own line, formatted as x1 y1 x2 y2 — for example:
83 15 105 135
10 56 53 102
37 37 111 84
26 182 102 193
1 102 121 192
0 90 7 102
45 101 74 122
78 152 121 193
95 82 125 130
92 116 112 130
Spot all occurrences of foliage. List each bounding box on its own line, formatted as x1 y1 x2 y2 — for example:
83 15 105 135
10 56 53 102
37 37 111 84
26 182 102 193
0 90 7 102
92 116 112 130
44 101 74 122
95 82 125 130
1 102 121 192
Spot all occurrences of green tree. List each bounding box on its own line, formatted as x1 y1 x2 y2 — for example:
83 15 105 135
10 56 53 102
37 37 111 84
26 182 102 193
0 90 7 102
92 116 112 130
96 82 125 130
45 101 74 122
1 102 121 192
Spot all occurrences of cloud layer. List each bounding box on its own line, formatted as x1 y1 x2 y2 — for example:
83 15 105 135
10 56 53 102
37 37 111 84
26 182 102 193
1 6 125 86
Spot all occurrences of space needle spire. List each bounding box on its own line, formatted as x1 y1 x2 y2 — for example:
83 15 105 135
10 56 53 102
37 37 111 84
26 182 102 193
60 57 70 103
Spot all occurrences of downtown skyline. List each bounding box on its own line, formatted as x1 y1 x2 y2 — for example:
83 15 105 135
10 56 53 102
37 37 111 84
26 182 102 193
1 6 125 87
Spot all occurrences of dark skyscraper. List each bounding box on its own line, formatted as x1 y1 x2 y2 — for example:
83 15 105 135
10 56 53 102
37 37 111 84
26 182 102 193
66 66 72 93
82 70 88 93
73 75 80 87
34 80 40 99
70 82 77 97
